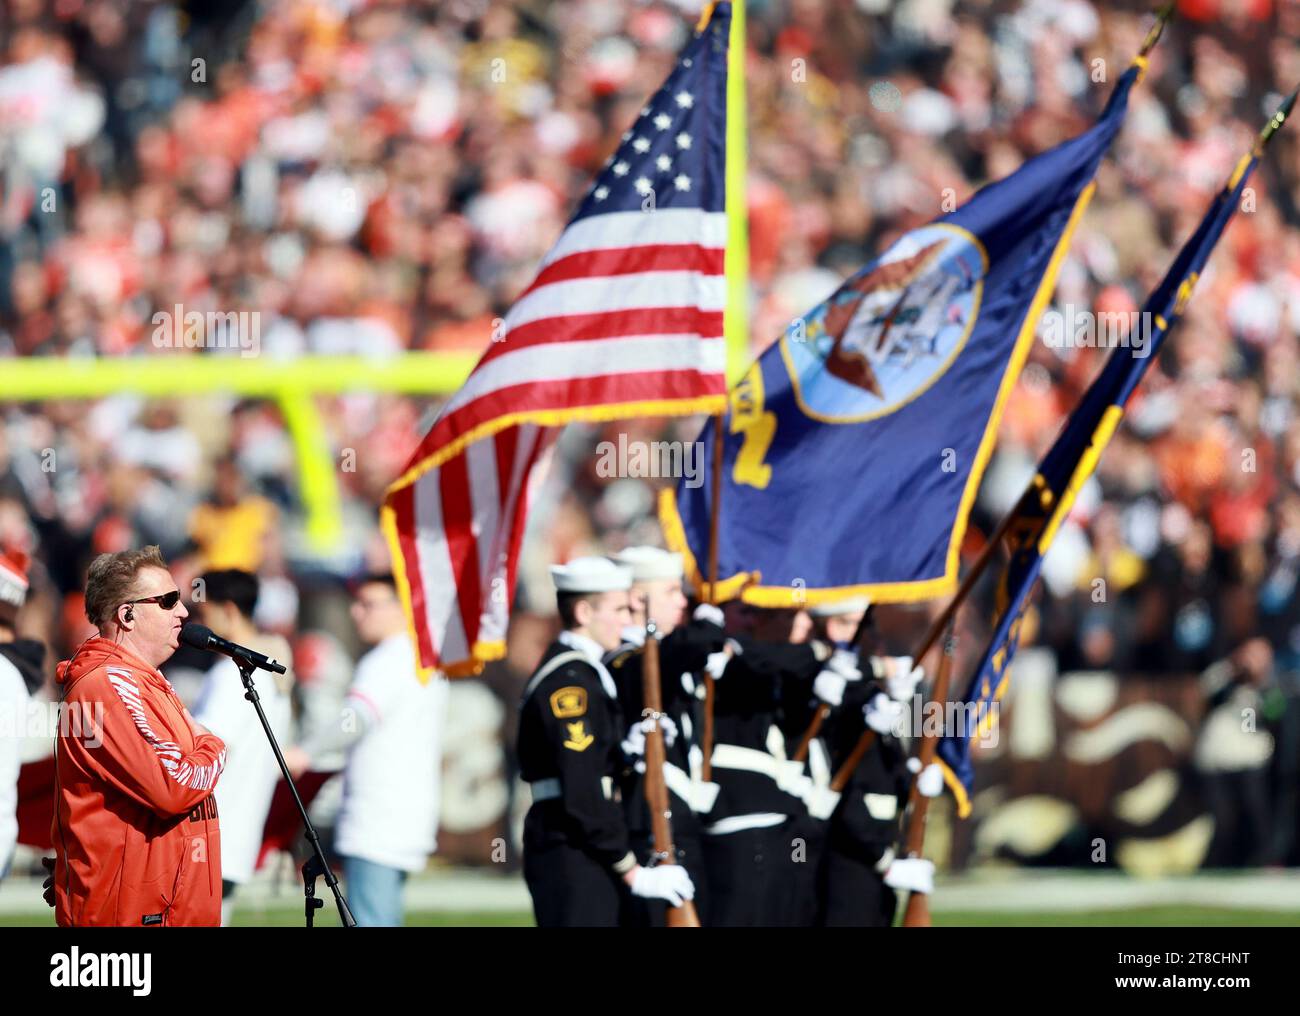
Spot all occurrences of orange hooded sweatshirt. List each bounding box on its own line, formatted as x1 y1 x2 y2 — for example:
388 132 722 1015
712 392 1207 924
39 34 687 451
53 638 226 926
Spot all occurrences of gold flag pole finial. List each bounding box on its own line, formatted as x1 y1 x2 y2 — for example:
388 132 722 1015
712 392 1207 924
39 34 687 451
1132 3 1175 81
1228 86 1297 192
1139 2 1177 58
1256 85 1300 156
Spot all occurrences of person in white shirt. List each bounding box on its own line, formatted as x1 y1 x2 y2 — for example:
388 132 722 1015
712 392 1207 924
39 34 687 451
285 574 447 927
191 570 294 925
0 548 40 881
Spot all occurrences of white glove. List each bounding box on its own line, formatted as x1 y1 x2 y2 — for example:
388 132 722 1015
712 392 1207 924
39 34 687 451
805 785 842 821
703 650 729 681
864 692 906 736
916 762 944 798
813 670 847 706
885 657 924 703
826 648 862 680
693 603 725 627
651 713 678 749
883 857 934 895
814 649 862 705
621 714 679 762
630 864 696 906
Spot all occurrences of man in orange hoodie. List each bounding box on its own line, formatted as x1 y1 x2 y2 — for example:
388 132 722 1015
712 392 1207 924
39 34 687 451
51 546 226 926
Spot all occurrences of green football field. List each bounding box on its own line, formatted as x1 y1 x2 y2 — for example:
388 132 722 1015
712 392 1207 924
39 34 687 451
5 867 1299 926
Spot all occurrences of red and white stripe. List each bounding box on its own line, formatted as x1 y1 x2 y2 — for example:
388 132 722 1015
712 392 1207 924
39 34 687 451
422 209 726 452
107 667 226 791
386 207 727 675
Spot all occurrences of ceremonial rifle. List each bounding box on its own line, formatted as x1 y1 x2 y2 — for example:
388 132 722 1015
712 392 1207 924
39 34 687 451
643 617 702 927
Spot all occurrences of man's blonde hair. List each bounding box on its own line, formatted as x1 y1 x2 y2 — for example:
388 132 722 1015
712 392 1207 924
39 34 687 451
85 545 169 630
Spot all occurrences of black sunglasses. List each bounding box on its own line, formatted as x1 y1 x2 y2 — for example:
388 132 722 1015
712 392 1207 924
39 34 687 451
125 590 182 611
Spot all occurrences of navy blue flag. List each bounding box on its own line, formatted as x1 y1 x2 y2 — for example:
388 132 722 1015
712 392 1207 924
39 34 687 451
935 95 1293 817
662 66 1142 607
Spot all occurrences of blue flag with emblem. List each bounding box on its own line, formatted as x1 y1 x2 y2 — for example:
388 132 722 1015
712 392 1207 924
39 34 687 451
661 63 1146 607
936 90 1296 818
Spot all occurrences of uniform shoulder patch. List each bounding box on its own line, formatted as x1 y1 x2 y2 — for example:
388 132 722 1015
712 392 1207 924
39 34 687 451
606 647 641 670
549 685 587 719
563 720 595 752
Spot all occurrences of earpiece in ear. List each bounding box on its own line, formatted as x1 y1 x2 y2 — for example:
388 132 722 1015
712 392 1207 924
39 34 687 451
124 608 134 623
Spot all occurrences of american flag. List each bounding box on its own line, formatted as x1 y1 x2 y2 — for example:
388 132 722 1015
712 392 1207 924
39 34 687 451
383 4 733 677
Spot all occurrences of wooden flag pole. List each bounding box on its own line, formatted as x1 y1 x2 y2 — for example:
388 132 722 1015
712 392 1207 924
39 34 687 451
832 504 1017 782
701 412 724 782
792 606 872 763
792 708 828 765
820 504 1016 785
899 621 957 927
901 505 1014 683
643 618 701 927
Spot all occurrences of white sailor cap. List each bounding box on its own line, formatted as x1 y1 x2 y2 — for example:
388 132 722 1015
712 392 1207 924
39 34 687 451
550 556 633 594
613 546 684 583
808 596 871 618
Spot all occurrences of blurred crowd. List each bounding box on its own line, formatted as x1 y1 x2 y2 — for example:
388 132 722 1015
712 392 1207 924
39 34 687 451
2 0 1300 866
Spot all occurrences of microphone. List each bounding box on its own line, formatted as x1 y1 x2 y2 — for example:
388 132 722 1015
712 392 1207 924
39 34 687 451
181 622 287 674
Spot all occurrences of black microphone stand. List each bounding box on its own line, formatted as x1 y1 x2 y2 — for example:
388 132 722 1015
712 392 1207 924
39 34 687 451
232 655 356 927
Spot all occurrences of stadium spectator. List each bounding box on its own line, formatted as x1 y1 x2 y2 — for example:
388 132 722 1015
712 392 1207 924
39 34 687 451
1194 637 1278 866
284 573 448 926
191 568 294 925
188 454 279 573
